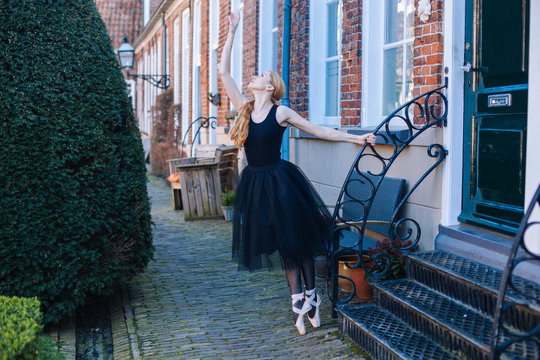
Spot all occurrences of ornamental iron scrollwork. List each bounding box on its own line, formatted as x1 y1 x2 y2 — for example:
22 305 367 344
327 81 448 310
490 184 540 359
180 116 218 157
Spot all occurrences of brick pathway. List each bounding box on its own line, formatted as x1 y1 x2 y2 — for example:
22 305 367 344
115 175 363 360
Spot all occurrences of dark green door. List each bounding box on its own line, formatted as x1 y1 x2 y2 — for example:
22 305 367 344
459 0 530 234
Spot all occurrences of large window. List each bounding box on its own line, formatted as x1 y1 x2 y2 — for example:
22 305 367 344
231 0 244 106
382 0 414 116
258 0 278 73
173 18 180 131
192 0 202 144
182 9 190 142
309 0 342 126
363 0 414 125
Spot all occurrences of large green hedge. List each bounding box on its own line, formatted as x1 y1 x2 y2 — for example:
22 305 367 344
0 0 153 324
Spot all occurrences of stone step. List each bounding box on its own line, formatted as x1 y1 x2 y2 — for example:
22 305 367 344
373 279 539 360
406 250 540 332
338 304 461 360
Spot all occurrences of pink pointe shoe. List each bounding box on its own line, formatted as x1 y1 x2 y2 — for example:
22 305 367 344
306 288 321 328
291 293 312 335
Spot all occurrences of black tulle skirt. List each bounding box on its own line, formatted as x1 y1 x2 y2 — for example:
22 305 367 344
232 159 331 271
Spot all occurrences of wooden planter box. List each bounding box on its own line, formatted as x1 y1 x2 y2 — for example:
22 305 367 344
177 162 224 221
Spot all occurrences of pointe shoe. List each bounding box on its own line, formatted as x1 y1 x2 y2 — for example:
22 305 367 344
291 293 312 335
306 288 321 328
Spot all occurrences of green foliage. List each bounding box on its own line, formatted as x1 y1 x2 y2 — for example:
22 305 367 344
0 0 153 324
34 336 66 360
366 238 417 281
0 296 42 359
220 190 235 206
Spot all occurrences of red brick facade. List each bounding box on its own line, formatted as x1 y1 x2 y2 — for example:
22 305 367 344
288 0 309 118
340 0 363 126
413 0 445 97
122 0 445 136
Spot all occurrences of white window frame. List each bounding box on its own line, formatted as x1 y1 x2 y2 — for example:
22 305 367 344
143 0 150 26
192 0 202 145
362 0 414 126
308 0 343 126
231 0 244 108
173 17 180 132
258 0 278 74
182 9 190 144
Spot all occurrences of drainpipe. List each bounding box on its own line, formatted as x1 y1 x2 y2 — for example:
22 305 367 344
162 14 167 79
281 0 291 161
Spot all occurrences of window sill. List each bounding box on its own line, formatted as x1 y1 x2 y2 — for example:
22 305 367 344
289 126 414 145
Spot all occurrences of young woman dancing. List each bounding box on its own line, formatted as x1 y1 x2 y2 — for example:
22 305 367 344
219 12 376 335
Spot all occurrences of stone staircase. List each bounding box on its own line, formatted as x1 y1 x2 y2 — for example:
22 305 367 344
337 250 540 360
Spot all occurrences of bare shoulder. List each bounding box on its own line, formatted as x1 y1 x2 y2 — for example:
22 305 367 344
275 105 294 127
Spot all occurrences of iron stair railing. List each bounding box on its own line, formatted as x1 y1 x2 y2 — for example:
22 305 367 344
490 183 540 359
180 116 218 157
327 80 448 312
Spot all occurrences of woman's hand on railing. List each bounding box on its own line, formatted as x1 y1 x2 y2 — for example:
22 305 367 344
355 133 376 146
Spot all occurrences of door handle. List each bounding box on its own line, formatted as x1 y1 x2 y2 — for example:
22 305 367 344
461 62 488 73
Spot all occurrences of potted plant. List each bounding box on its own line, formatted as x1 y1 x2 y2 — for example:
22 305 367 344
338 254 373 300
366 237 418 281
220 189 235 221
207 92 221 106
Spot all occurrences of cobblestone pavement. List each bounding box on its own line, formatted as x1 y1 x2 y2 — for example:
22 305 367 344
120 175 364 360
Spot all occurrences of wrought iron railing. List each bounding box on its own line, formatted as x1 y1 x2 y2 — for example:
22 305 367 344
327 81 448 311
490 184 540 359
180 116 218 157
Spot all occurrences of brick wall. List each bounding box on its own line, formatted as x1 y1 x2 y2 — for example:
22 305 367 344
95 0 142 48
243 0 259 96
413 0 444 97
340 0 362 126
289 0 309 118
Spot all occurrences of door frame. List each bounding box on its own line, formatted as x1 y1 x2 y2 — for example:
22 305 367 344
440 0 466 227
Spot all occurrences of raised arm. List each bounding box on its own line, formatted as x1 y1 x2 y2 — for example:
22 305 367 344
276 106 377 146
218 12 247 110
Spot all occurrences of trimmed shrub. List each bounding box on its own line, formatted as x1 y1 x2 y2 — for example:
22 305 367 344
0 0 153 324
0 296 41 359
150 89 183 178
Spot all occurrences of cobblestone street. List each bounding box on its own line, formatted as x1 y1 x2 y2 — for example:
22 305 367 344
115 174 363 359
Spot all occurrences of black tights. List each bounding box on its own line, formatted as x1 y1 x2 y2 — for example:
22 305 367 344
283 255 316 295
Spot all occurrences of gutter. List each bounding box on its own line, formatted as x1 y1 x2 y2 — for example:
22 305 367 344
281 0 292 161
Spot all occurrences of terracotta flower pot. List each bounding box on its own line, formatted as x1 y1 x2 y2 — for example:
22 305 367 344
338 255 373 300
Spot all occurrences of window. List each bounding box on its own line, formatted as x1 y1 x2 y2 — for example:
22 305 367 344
309 0 342 126
182 9 190 143
231 0 244 106
258 0 278 73
143 0 150 26
363 0 414 125
173 18 180 131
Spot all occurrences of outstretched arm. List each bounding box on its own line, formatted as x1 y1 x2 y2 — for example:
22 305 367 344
218 12 247 110
276 106 377 146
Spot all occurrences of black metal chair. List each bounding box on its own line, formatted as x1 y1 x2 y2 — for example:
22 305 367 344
337 172 406 253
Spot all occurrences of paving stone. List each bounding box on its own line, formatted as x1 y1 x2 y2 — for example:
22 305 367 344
109 175 364 359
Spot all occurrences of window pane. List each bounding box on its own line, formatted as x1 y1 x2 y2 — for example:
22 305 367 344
327 1 338 57
382 47 403 116
406 0 414 39
325 60 339 116
404 44 413 103
385 0 404 44
272 0 278 28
